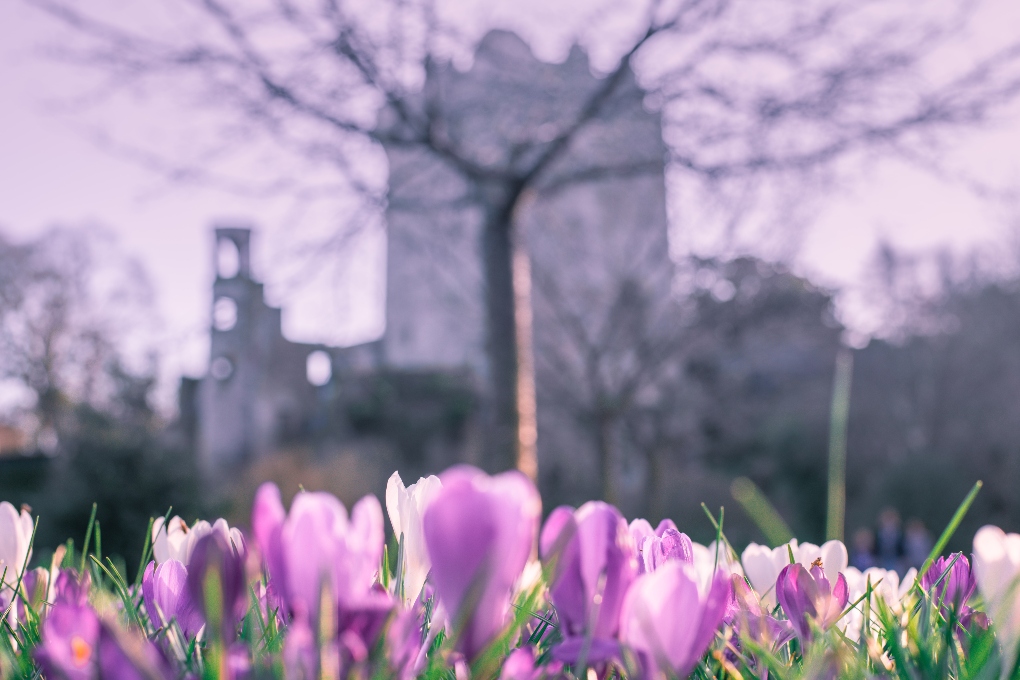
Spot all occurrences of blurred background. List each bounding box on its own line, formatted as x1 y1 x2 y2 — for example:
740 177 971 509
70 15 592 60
3 0 1020 569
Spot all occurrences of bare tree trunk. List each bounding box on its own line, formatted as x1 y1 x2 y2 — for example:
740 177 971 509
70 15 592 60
479 185 523 473
513 245 539 482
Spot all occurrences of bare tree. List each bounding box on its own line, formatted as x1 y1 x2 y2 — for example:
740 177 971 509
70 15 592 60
26 0 1020 473
0 227 157 446
528 201 684 505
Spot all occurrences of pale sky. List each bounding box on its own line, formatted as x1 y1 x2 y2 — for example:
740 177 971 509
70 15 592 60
2 0 1019 401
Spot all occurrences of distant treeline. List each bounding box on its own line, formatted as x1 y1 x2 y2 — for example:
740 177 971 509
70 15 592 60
4 227 1020 559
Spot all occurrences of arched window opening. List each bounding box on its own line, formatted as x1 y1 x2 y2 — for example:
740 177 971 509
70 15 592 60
217 238 240 279
213 296 238 331
306 350 332 386
211 356 234 381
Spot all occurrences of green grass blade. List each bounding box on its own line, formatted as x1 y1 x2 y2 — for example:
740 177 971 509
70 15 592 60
826 348 853 542
731 477 794 547
134 516 156 587
80 502 98 573
918 480 983 581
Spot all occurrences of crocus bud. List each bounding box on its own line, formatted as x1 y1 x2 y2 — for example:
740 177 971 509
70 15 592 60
283 614 318 680
423 466 541 660
639 528 694 573
922 553 976 611
776 563 849 643
252 483 287 589
630 518 682 572
152 516 190 564
251 482 386 619
385 605 428 680
620 562 731 679
153 515 245 565
629 518 656 549
52 569 91 607
19 566 52 620
0 501 33 591
972 525 1020 676
386 471 442 604
729 574 794 652
142 559 204 638
187 532 247 642
541 502 636 663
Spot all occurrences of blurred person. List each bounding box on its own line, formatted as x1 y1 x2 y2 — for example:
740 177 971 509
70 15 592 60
904 518 932 572
850 527 877 571
876 507 904 573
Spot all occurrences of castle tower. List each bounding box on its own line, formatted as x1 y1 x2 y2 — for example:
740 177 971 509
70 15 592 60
194 225 385 475
198 225 267 471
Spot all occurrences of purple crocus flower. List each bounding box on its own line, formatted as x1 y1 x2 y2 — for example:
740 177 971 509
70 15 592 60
18 566 51 620
628 518 656 547
35 600 101 680
253 481 392 672
96 620 174 680
727 574 794 665
629 519 678 547
187 531 248 642
422 465 541 660
252 482 386 618
540 501 637 664
922 552 985 631
142 559 205 638
776 563 849 643
499 647 564 680
52 568 91 607
629 519 686 574
282 614 318 680
252 579 285 630
226 643 253 680
336 596 395 665
639 529 694 574
922 553 976 610
620 562 732 679
385 605 428 680
252 482 287 594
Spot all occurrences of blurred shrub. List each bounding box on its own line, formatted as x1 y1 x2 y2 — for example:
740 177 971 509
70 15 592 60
341 370 478 476
33 401 200 573
221 446 389 530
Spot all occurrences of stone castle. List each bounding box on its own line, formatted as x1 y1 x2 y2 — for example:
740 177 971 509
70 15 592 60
189 31 674 502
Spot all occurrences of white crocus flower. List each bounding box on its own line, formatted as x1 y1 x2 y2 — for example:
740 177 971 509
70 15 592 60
741 542 791 609
973 525 1020 678
514 559 544 600
840 566 917 641
386 471 442 604
152 516 244 565
0 501 33 590
741 538 848 608
690 541 743 592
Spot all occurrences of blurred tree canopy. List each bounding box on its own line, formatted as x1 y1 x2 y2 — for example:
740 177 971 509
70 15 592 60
0 228 199 567
637 247 1020 550
5 227 1020 554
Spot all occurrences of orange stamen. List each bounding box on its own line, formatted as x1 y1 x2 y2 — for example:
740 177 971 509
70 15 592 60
71 636 92 668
